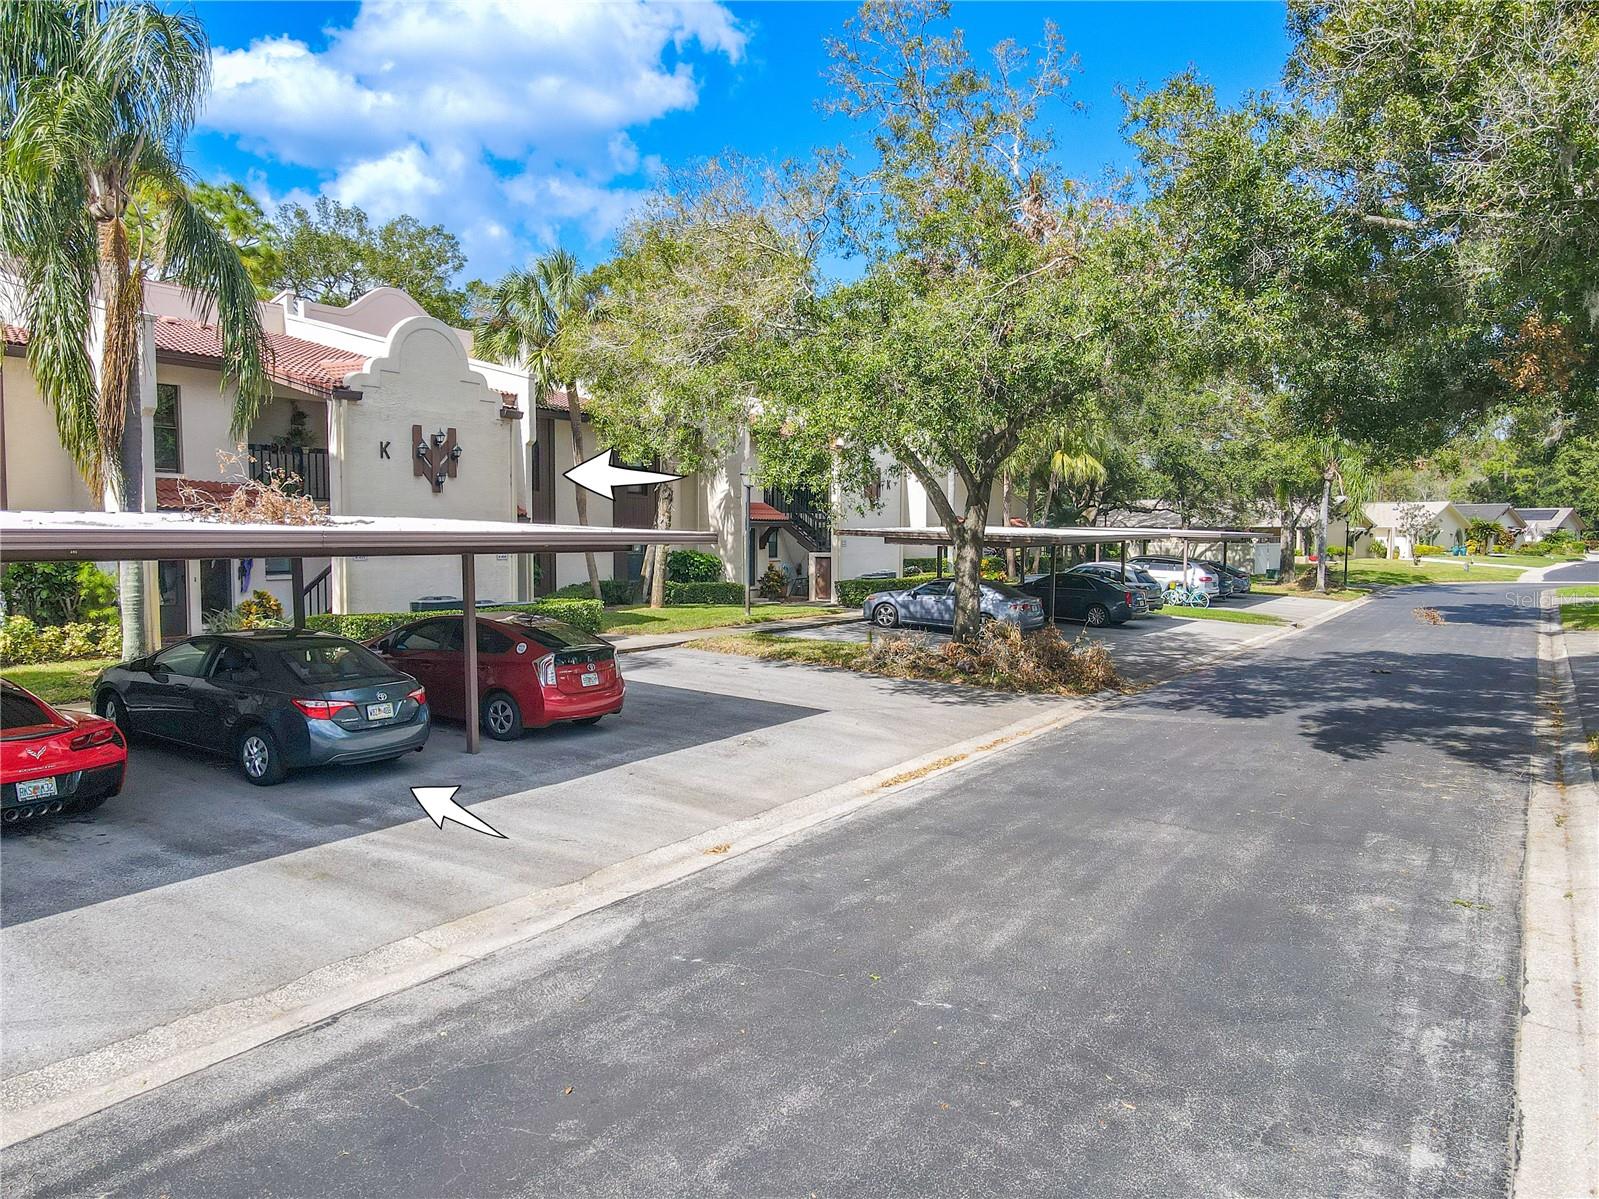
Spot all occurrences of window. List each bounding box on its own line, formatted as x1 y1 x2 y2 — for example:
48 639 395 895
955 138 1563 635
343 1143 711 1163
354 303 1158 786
913 581 953 597
209 644 261 683
505 616 600 651
153 383 181 473
392 621 454 653
1 683 57 730
279 641 390 685
152 641 211 679
265 558 294 578
476 624 514 655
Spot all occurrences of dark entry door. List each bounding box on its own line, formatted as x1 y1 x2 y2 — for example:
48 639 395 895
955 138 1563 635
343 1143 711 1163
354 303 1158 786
611 471 655 581
200 558 232 624
530 418 556 594
158 560 189 640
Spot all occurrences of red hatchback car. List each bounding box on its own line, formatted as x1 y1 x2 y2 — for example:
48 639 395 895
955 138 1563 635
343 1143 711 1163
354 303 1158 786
368 614 624 740
2 678 126 824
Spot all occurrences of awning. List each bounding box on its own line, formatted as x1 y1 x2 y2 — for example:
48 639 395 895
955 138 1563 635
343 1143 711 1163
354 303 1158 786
0 510 710 563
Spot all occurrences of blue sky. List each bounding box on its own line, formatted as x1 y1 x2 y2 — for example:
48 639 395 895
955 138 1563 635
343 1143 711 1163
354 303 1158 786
187 1 1291 283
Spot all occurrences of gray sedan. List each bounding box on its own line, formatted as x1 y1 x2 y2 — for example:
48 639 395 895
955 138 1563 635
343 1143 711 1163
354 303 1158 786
862 579 1046 631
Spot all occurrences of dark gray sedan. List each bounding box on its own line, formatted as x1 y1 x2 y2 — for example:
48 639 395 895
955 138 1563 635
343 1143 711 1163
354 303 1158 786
94 630 430 785
1067 561 1165 611
862 579 1046 631
1020 571 1141 627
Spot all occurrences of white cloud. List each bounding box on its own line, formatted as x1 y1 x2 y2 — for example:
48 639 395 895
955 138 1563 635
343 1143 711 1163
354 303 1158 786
201 0 745 274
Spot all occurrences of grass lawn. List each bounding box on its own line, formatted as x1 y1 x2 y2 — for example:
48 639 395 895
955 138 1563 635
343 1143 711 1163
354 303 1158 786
1557 586 1599 599
600 603 845 636
1156 606 1285 626
1 658 116 706
1466 553 1588 568
1248 580 1365 601
692 634 868 669
1562 604 1599 632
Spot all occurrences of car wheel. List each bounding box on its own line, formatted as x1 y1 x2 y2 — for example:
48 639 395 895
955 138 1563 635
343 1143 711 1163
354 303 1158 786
872 604 899 628
97 690 130 734
1085 604 1109 627
481 691 524 741
237 727 287 786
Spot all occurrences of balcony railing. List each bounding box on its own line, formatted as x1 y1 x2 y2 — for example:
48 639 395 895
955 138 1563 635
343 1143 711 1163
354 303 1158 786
248 445 329 502
764 485 831 551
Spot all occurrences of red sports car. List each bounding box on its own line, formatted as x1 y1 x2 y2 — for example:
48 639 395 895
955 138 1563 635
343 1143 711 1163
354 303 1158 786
369 613 624 740
2 678 126 824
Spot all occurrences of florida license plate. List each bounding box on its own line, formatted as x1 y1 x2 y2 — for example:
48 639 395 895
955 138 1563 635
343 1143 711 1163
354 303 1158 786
366 702 394 721
17 777 57 800
580 672 600 688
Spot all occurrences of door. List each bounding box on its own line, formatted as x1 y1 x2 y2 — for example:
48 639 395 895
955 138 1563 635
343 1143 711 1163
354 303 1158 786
158 560 189 640
191 641 263 752
199 559 232 626
1056 575 1091 621
908 580 952 625
383 620 454 716
529 420 556 593
133 639 214 741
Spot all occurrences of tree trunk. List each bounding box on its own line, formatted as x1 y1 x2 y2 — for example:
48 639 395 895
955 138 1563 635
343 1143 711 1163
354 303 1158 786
562 384 603 603
1025 480 1040 574
1316 474 1332 593
648 479 674 609
1277 506 1297 585
949 490 992 645
96 220 152 659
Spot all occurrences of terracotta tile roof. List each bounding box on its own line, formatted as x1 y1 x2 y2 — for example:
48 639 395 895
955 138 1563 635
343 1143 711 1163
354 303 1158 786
749 501 789 523
3 324 28 347
152 317 367 398
155 477 241 512
538 389 571 412
498 391 523 419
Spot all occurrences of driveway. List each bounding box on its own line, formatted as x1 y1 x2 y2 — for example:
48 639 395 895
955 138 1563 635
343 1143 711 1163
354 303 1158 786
1 581 1535 1197
1 648 1062 1081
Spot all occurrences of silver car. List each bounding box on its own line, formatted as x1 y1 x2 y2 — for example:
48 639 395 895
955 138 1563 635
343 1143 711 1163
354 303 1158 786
863 579 1046 631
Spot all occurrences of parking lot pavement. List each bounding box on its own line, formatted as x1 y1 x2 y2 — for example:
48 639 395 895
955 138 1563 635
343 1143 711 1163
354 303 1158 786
1 647 1060 1081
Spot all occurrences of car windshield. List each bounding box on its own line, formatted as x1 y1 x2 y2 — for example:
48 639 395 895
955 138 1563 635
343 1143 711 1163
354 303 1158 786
982 582 1031 600
0 683 56 735
501 617 600 651
277 640 392 686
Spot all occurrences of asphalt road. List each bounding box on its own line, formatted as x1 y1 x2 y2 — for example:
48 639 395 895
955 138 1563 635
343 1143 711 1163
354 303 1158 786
4 581 1537 1197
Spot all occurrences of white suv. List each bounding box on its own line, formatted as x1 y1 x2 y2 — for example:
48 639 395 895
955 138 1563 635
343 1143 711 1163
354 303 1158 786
1129 556 1223 597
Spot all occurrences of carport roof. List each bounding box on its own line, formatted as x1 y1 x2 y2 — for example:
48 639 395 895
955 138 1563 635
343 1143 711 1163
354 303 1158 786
840 525 1263 548
0 510 711 563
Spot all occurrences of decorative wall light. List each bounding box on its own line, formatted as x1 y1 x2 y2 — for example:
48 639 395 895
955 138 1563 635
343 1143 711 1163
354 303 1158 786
413 424 462 494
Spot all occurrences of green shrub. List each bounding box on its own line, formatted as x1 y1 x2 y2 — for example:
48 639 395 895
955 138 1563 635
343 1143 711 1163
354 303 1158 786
903 556 940 574
2 563 82 624
0 615 43 664
666 549 724 583
75 565 119 624
1368 539 1387 558
97 623 122 658
838 575 935 606
1413 543 1447 557
551 578 638 605
236 590 286 627
663 581 746 605
757 563 789 600
60 622 105 658
304 598 604 642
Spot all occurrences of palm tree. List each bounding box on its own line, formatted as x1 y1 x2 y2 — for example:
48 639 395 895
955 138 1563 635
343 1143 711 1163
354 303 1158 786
2 1 268 656
473 250 604 602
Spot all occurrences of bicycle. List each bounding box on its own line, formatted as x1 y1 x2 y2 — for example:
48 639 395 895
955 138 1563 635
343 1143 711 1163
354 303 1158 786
1163 583 1211 609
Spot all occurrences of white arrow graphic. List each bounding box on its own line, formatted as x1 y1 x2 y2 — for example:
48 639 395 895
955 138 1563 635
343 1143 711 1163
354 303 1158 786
563 450 682 502
409 786 507 838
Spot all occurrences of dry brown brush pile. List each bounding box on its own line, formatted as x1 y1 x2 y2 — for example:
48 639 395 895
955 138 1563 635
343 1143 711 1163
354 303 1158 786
866 623 1119 695
178 448 327 525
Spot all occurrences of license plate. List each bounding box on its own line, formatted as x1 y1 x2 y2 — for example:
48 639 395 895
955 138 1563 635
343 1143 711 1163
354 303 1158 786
580 672 600 688
17 777 57 800
365 702 395 721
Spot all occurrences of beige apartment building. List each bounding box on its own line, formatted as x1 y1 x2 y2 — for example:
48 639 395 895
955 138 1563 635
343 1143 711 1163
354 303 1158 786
1 281 940 641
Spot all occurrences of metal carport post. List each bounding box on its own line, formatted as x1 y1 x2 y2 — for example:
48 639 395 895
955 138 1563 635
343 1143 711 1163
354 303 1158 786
0 511 711 756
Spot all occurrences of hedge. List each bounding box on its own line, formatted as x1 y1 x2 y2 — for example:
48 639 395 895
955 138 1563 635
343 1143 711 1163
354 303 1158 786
0 615 121 666
664 581 746 605
550 578 638 605
837 575 935 606
305 598 604 642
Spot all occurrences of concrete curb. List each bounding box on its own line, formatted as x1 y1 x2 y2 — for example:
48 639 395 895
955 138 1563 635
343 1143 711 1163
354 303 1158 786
0 589 1369 1148
1512 599 1599 1198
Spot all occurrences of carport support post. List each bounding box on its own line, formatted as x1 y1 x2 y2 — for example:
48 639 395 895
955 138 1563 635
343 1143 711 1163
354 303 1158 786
462 554 480 754
290 558 305 629
1048 544 1058 623
1120 540 1127 582
936 545 945 579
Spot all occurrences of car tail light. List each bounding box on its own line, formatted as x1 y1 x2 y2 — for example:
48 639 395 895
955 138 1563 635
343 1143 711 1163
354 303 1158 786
1199 574 1214 583
292 698 357 720
71 725 117 751
1124 591 1134 605
536 653 556 688
407 686 426 707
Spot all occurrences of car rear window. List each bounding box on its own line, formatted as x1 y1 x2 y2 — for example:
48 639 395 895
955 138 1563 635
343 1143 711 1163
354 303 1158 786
501 617 600 651
982 582 1031 600
278 641 392 686
0 684 56 734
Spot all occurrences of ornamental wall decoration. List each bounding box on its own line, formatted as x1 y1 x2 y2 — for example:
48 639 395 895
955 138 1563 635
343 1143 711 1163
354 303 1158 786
413 425 462 493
